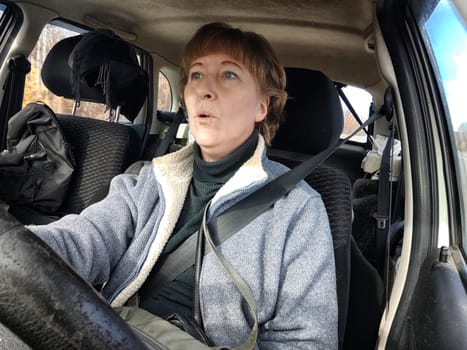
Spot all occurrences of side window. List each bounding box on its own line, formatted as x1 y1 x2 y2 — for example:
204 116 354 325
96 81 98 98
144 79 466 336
157 72 172 111
23 20 131 122
339 85 373 143
23 22 86 114
419 0 467 250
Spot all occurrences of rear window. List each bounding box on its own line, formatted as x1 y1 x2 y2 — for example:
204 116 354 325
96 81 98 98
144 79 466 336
157 72 172 111
339 85 373 143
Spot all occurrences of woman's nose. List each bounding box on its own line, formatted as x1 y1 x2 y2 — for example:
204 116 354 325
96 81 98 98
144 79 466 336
198 77 217 100
202 92 213 100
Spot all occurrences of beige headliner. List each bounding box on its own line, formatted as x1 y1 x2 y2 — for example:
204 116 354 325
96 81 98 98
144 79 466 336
17 0 382 88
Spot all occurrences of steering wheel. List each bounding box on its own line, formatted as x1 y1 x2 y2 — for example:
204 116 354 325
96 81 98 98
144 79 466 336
0 210 147 349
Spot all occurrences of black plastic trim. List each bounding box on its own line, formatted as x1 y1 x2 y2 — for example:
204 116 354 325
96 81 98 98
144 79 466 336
0 1 23 149
408 249 467 350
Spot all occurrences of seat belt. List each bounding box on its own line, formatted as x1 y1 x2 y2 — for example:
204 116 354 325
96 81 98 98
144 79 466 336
149 102 388 293
0 55 31 150
373 88 395 276
154 107 186 157
374 125 394 275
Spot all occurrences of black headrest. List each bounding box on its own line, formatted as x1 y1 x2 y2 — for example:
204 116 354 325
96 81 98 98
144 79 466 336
41 29 149 122
271 68 343 154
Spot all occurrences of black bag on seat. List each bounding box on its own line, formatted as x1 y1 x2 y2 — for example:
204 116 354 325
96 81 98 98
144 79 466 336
0 102 74 215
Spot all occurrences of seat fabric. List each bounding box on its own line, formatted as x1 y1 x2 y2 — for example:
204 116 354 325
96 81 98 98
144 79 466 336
57 115 139 214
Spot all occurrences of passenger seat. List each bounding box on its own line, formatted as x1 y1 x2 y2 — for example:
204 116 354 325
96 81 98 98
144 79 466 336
40 30 148 216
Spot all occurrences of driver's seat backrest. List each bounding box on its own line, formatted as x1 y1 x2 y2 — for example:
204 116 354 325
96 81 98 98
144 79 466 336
40 30 148 216
270 67 350 349
270 67 384 350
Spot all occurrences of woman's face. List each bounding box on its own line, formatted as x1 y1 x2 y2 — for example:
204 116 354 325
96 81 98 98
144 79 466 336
184 53 269 162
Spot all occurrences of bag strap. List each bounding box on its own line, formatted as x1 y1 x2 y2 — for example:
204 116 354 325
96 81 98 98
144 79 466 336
200 202 258 350
151 103 387 294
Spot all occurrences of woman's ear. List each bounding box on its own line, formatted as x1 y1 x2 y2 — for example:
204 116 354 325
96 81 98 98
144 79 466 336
256 96 270 122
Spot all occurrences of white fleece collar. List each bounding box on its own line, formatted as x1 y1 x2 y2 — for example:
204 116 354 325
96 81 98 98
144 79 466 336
153 136 268 203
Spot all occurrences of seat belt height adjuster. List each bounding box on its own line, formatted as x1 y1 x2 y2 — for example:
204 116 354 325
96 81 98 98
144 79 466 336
373 214 389 230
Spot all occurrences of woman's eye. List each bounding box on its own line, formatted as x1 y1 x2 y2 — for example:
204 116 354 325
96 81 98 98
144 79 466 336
223 71 237 80
190 72 202 80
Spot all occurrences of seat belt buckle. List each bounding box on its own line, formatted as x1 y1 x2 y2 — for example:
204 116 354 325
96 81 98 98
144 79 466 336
373 214 389 230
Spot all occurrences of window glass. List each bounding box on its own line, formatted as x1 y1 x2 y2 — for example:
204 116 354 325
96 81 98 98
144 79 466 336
157 72 172 111
24 22 86 114
23 21 130 122
0 3 14 62
339 85 373 143
421 0 467 250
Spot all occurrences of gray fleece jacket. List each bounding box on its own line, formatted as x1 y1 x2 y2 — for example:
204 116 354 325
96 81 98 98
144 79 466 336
29 136 338 349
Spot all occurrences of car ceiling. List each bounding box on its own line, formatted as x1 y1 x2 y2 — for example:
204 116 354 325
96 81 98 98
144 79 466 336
15 0 382 89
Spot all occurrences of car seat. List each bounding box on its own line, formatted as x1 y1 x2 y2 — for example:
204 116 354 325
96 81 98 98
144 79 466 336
40 29 149 216
269 67 384 350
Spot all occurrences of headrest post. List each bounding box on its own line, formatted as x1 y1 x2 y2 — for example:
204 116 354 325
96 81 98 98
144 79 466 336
115 105 121 122
72 101 80 116
107 106 121 123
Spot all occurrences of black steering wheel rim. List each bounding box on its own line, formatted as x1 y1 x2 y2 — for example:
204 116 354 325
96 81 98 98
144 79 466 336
0 210 147 350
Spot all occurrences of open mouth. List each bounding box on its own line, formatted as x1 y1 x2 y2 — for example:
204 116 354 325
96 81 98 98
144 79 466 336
197 113 212 118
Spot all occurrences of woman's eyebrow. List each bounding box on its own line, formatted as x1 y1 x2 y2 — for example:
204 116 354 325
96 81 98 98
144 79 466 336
189 59 243 70
189 61 203 70
221 60 243 71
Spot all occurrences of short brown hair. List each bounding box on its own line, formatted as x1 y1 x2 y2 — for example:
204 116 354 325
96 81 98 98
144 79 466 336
180 22 287 144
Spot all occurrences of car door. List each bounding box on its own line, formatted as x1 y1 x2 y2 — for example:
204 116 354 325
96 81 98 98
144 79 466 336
377 0 467 348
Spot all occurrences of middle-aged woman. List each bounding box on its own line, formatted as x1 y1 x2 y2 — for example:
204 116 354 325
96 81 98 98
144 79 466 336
28 22 338 349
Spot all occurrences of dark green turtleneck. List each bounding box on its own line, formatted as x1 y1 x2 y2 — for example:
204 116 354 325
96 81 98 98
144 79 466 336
140 131 258 317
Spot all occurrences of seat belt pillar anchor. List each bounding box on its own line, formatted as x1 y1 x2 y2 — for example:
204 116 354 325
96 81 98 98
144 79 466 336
374 214 388 230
